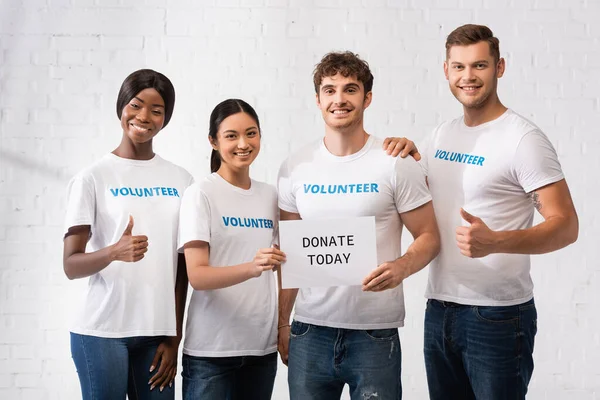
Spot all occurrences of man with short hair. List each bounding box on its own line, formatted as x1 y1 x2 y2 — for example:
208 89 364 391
421 24 579 400
277 51 440 399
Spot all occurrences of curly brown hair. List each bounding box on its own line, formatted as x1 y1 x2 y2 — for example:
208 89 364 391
313 51 374 95
445 24 500 63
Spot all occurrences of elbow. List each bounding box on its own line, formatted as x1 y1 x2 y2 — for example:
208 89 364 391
63 263 77 280
567 215 579 246
188 275 207 291
431 230 442 259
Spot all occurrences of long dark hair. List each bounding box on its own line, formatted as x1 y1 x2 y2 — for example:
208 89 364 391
209 99 261 173
116 69 176 128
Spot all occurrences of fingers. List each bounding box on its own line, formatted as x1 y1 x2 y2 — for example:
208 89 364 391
149 346 162 374
391 140 407 157
362 270 391 291
382 137 393 152
123 215 134 236
257 248 286 257
365 278 392 292
455 226 469 237
411 150 422 161
255 249 287 267
169 367 177 388
149 360 171 391
361 264 386 286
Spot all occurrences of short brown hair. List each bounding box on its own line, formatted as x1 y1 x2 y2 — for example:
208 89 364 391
313 51 374 94
445 24 500 63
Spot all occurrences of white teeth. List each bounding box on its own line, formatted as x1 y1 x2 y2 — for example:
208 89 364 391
235 152 250 156
462 87 478 91
131 124 149 131
333 110 349 114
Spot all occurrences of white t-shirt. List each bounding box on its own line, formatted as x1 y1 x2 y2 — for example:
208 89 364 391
421 109 564 306
278 135 431 329
178 173 278 357
64 153 194 338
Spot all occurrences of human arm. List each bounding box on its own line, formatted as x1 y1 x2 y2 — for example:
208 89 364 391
277 209 301 366
362 201 440 291
456 179 578 257
183 241 285 291
63 216 148 280
382 137 421 160
148 253 189 391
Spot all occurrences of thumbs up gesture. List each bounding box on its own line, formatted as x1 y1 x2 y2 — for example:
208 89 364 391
110 215 149 262
455 208 496 258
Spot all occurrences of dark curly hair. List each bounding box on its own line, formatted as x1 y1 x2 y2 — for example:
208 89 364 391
313 51 374 95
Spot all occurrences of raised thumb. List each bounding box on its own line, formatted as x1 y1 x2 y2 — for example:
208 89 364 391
123 215 134 236
460 208 477 224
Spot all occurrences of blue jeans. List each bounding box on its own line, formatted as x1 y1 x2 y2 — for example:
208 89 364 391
424 298 537 400
70 333 174 400
288 321 402 400
182 352 277 400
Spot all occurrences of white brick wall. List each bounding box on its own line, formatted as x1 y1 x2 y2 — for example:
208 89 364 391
0 1 598 399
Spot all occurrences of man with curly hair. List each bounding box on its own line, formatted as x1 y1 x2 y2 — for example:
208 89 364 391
276 51 441 399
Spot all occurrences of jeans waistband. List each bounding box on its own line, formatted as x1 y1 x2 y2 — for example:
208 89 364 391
429 299 469 308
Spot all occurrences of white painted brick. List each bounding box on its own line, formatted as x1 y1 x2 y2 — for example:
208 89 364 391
51 36 100 50
0 374 12 388
0 360 42 374
1 3 599 400
15 374 42 389
0 389 20 398
20 388 46 400
57 50 87 65
0 347 8 360
11 345 35 360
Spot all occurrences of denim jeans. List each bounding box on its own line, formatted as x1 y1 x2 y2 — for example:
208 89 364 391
424 298 537 400
287 321 402 400
70 332 174 400
182 352 277 400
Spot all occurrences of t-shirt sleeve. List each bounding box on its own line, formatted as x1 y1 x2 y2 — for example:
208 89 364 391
277 158 298 214
419 124 443 177
418 130 435 176
178 184 211 252
64 173 95 236
269 186 280 247
513 130 564 193
393 156 432 214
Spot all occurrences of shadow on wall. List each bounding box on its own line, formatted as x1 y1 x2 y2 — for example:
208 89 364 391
0 150 68 181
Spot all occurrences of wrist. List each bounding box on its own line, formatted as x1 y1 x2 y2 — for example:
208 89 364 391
107 244 117 262
489 230 505 253
393 256 412 280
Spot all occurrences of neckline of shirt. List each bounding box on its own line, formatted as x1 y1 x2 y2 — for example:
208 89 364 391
106 152 161 167
211 172 255 196
318 134 375 163
460 108 512 132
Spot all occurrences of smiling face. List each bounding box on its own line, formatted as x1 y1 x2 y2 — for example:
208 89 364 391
211 111 261 172
120 88 166 144
316 73 372 132
444 41 505 110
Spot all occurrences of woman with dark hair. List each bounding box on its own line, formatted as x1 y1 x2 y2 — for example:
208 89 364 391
63 69 192 399
178 99 285 399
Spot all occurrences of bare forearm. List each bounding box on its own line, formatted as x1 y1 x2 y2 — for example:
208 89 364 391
493 215 578 255
278 288 298 325
188 263 255 291
173 254 188 342
399 231 440 278
64 245 115 280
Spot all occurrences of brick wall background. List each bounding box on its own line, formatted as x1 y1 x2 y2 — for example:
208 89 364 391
0 0 598 398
